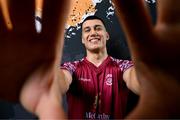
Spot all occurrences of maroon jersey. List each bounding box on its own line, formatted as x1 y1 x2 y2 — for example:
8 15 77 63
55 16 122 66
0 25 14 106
61 56 133 119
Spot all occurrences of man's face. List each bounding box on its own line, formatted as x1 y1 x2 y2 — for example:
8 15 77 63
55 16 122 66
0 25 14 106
82 19 109 52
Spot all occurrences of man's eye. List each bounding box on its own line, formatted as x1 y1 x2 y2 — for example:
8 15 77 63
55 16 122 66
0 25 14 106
96 27 102 31
84 29 90 32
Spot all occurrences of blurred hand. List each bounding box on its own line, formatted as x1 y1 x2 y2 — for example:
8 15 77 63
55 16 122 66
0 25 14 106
114 0 180 118
0 0 69 118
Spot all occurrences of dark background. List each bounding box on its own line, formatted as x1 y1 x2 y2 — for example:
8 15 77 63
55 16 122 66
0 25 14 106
0 0 156 119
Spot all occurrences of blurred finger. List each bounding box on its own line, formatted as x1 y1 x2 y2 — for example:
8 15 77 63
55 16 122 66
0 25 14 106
41 0 70 43
40 0 70 63
0 0 11 36
113 0 154 58
157 0 180 25
8 0 35 33
0 0 13 30
0 2 6 35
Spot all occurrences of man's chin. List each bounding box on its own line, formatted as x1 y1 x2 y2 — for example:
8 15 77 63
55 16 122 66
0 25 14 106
88 48 101 53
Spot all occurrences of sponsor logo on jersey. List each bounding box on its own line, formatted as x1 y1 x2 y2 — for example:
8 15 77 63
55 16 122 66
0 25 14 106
79 78 91 82
85 112 110 119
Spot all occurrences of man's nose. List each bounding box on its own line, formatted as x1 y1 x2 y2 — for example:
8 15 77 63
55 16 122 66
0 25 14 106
90 29 98 36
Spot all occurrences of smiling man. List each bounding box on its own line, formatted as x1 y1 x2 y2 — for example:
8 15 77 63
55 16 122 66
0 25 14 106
60 16 140 119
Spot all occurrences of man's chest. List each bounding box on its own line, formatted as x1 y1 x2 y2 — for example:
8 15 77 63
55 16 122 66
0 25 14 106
72 66 123 95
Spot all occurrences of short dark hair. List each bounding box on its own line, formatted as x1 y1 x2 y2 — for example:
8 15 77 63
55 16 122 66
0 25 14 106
81 16 106 29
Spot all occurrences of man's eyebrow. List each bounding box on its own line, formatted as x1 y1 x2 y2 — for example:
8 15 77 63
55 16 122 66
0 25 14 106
94 24 103 28
83 26 90 30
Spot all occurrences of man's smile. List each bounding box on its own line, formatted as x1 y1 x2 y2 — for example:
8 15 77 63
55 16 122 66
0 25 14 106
89 38 100 43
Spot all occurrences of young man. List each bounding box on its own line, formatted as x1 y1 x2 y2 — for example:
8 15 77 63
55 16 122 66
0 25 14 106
61 16 139 119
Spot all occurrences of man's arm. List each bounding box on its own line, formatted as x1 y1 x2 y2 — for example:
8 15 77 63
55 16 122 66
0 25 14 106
123 67 140 95
58 69 72 94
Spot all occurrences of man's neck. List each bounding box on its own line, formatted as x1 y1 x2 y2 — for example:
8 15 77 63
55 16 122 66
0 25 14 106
86 50 108 67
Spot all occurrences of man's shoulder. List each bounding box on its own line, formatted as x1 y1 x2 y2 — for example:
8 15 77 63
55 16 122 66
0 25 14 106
61 58 86 74
109 56 133 65
108 56 133 72
62 57 85 66
109 56 126 63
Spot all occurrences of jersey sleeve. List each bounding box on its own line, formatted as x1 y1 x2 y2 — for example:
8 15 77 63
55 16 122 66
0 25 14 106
61 62 76 75
119 60 133 73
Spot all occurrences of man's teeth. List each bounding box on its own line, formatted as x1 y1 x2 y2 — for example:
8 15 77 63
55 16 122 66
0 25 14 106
90 38 99 42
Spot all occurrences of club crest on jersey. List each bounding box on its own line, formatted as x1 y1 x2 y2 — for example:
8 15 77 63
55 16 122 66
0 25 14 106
105 74 112 86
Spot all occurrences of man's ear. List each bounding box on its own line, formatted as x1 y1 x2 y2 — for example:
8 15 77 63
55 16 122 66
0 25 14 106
82 38 85 44
106 32 110 41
